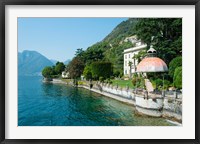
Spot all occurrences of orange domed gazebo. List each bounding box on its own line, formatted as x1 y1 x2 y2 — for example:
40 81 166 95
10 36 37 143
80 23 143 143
137 46 168 73
137 57 168 73
136 46 168 95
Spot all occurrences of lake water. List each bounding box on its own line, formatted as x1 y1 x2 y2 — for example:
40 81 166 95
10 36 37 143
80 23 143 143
18 76 174 126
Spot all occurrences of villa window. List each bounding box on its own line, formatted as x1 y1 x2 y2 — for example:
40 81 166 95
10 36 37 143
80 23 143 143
125 55 127 59
129 54 130 58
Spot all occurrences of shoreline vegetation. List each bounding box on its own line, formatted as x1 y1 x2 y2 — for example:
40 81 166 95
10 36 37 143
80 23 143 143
45 78 182 126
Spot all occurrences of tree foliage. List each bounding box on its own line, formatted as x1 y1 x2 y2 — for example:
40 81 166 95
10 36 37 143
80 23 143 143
104 18 138 43
42 66 53 78
82 49 104 64
90 62 113 80
132 74 145 88
75 48 84 57
134 18 182 64
67 57 85 79
83 65 92 80
169 56 182 78
173 66 182 89
133 50 146 64
55 62 65 74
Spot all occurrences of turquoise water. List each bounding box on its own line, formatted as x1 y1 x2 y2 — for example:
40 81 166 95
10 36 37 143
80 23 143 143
18 76 174 126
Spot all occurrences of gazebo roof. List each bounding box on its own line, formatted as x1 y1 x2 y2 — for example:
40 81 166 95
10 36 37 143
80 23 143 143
147 47 157 54
137 57 168 73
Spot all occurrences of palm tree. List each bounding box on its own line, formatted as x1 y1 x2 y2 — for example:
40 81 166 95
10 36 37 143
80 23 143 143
132 54 136 72
128 61 133 78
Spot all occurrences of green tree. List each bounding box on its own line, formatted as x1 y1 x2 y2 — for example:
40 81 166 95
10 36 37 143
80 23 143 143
134 18 182 64
173 66 182 89
82 49 104 64
42 66 53 78
128 61 133 78
169 56 182 78
83 65 92 80
67 57 85 79
55 62 65 74
75 48 84 57
133 50 146 64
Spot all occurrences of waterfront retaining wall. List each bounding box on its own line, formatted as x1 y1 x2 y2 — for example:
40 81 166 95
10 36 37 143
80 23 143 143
135 96 163 117
85 82 182 123
163 97 182 122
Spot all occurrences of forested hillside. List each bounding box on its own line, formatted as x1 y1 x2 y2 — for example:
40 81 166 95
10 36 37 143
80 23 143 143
85 18 138 75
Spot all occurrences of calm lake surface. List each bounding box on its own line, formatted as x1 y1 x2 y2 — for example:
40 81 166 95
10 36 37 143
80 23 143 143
18 76 174 126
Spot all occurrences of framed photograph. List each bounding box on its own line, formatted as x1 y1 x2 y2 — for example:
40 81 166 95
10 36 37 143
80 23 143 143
1 0 199 143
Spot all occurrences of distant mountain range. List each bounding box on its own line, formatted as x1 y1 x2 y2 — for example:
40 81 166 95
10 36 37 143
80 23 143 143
18 50 54 76
18 50 71 76
50 59 71 65
50 59 58 65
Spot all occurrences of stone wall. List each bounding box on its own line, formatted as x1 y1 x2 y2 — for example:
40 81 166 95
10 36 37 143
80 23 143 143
163 97 182 122
80 82 182 123
93 82 135 100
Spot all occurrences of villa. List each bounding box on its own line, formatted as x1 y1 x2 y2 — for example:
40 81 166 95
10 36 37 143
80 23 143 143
123 38 147 76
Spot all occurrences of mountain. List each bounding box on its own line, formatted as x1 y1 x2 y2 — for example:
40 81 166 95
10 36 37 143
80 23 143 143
50 59 71 65
103 18 138 43
18 50 53 76
50 59 58 65
64 59 71 65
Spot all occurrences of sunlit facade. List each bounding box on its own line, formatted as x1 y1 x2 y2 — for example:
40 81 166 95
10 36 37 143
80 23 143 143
123 41 147 76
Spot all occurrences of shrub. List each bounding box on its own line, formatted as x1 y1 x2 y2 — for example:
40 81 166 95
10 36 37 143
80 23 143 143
113 70 120 77
163 80 171 90
154 78 163 88
99 76 104 82
169 56 182 78
152 78 171 90
90 62 113 80
105 78 113 84
110 76 114 79
173 66 182 89
131 74 144 88
83 65 92 80
78 81 84 85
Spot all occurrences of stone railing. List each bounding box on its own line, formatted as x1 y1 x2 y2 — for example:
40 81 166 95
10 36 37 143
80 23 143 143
79 81 182 123
92 82 135 101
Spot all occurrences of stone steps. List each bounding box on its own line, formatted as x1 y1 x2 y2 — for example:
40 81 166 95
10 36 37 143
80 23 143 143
144 78 154 92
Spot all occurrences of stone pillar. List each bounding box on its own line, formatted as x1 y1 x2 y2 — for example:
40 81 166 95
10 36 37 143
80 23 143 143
174 91 177 99
162 91 165 97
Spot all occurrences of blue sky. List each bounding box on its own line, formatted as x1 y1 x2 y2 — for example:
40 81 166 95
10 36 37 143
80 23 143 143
18 18 127 62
